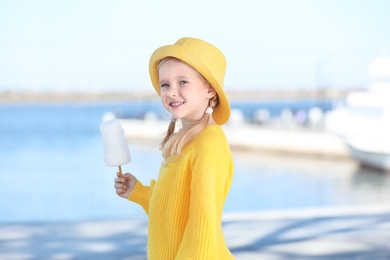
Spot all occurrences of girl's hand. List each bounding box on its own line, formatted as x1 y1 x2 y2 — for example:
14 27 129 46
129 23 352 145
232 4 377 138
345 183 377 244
114 172 137 198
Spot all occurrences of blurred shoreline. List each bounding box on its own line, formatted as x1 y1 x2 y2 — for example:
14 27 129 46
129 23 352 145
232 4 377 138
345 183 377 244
0 88 358 104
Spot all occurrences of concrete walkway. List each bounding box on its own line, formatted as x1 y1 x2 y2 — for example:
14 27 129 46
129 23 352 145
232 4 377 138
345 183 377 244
1 205 390 260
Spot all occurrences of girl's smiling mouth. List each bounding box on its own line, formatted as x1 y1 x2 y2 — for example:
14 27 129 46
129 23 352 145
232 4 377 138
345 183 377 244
170 101 185 107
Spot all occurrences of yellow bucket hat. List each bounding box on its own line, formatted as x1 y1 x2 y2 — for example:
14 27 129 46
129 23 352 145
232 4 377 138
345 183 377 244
149 37 230 125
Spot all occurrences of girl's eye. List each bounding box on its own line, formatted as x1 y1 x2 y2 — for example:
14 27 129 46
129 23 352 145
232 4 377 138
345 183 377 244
179 80 188 85
160 83 169 88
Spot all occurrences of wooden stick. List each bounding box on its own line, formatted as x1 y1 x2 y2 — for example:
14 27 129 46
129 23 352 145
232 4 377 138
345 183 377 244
118 165 126 196
118 165 123 178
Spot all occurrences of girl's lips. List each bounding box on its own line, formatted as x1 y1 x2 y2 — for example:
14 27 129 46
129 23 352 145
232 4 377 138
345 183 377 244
170 101 184 107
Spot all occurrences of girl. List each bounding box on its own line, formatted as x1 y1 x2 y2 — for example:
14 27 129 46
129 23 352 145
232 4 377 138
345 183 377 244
114 37 235 259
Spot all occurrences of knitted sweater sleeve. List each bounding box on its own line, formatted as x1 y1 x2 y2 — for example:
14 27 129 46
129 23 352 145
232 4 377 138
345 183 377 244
175 130 233 259
127 179 156 215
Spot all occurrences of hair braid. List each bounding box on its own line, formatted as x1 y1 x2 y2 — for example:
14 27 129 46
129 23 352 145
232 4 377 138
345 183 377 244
161 95 220 160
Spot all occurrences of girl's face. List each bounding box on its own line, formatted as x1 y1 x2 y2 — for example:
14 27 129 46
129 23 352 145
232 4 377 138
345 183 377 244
158 58 215 126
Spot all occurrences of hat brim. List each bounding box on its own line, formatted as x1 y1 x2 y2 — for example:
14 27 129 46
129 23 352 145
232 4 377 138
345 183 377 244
149 45 230 125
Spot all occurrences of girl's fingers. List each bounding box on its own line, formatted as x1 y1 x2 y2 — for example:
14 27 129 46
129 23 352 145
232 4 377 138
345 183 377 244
114 183 122 189
114 177 126 184
114 174 130 197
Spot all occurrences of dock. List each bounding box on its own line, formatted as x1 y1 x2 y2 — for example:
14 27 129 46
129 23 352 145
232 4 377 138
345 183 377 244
120 119 351 159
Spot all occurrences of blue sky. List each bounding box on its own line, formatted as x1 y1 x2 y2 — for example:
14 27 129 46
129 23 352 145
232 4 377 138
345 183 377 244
0 0 389 92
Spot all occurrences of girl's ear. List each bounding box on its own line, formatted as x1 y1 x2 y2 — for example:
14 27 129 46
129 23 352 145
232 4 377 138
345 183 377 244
207 85 217 98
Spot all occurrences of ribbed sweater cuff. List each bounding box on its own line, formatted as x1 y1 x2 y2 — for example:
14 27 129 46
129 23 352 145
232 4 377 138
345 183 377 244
127 181 149 209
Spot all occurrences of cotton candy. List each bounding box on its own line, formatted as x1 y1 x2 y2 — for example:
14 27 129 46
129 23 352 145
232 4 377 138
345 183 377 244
100 118 131 167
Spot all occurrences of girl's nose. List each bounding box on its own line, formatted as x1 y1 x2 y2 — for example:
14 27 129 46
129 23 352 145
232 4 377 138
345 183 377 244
167 86 177 97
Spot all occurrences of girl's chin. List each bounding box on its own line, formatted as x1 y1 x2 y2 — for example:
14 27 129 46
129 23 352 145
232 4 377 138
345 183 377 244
169 112 183 119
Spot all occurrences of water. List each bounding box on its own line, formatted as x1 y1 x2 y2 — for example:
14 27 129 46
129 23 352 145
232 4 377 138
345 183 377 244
1 101 390 224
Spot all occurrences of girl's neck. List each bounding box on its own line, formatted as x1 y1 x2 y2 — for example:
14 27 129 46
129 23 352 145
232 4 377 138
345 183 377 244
180 116 216 130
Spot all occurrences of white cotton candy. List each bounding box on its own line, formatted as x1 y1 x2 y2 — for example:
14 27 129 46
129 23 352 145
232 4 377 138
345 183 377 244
100 118 131 167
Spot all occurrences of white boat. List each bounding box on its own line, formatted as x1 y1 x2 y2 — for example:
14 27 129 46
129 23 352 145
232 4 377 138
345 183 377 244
325 55 390 171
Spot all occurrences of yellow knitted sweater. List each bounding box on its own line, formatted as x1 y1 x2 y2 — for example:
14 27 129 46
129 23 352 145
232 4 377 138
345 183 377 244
128 125 235 259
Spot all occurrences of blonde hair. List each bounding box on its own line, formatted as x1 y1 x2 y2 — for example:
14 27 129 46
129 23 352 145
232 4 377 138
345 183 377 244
158 57 220 160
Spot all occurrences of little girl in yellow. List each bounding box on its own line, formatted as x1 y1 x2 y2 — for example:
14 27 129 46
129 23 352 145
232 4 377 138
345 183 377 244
114 37 235 259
